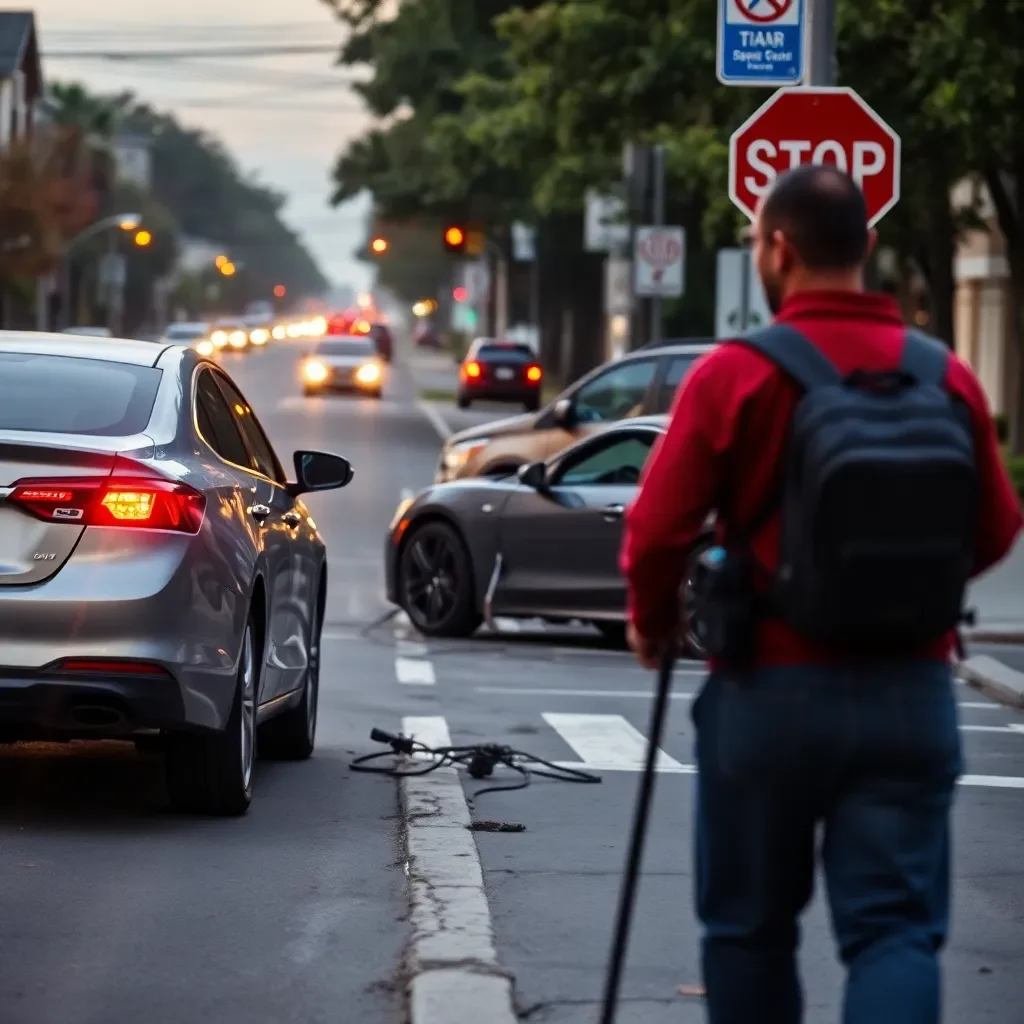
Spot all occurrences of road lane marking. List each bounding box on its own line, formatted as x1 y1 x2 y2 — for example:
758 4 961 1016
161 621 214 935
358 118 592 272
493 617 521 632
959 774 1024 789
396 657 436 685
416 399 452 440
543 712 684 771
398 714 517 1024
477 687 696 699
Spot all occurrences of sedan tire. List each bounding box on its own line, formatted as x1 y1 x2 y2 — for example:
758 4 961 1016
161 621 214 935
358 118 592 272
399 521 481 638
165 618 257 816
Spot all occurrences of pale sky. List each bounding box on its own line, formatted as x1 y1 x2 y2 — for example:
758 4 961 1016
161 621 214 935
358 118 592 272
32 0 376 292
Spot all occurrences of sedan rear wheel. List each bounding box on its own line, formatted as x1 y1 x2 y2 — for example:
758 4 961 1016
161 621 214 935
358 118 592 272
400 521 481 637
165 619 256 816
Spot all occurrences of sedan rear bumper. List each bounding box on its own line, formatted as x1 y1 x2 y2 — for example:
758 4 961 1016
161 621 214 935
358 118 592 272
458 383 540 402
0 668 187 740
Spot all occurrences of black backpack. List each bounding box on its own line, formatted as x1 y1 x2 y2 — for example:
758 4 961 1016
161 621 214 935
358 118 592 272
737 324 978 649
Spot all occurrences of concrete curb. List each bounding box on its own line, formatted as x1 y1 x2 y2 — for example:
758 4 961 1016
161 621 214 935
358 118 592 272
964 628 1024 645
401 765 518 1024
958 655 1024 710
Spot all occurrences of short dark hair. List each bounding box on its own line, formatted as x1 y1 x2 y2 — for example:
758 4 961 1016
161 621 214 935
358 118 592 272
760 165 869 270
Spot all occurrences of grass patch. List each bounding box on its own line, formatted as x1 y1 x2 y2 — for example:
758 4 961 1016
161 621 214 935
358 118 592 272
1006 452 1024 501
418 388 457 403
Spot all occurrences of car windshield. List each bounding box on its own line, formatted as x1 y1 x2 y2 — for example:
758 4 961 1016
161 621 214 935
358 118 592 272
0 352 162 436
477 344 534 362
317 338 376 357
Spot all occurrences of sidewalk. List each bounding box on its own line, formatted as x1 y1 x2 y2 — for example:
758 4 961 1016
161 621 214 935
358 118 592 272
966 535 1024 641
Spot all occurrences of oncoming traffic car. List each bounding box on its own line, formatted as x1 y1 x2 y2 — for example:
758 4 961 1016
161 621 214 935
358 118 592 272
210 320 250 353
301 335 385 398
0 332 354 815
160 321 211 354
438 339 714 482
457 339 543 412
387 416 710 655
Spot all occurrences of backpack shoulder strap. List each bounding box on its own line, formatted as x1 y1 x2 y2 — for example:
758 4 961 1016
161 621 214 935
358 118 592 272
900 327 949 386
732 323 840 390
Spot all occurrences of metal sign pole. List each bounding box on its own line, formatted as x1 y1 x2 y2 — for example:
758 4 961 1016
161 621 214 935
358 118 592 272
650 145 666 344
806 0 836 86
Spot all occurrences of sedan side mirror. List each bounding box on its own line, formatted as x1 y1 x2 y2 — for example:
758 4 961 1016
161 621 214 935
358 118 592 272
517 461 548 491
290 450 353 496
552 397 575 428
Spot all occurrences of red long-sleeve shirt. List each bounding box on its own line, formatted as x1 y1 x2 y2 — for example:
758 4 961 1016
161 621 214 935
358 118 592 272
620 289 1023 665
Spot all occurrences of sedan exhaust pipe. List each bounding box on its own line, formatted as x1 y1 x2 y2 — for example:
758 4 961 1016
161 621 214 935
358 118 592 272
69 704 128 729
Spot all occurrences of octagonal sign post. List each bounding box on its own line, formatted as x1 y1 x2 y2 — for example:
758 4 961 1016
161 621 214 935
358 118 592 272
729 86 901 227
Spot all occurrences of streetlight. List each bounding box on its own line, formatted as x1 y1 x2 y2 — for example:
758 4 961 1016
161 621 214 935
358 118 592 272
370 237 388 254
134 229 152 247
58 212 142 329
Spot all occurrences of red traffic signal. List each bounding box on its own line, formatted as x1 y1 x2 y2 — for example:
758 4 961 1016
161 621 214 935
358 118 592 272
273 284 287 298
453 286 468 302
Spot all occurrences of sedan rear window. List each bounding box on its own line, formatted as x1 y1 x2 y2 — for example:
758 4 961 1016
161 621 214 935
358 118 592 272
317 338 375 357
477 344 534 362
0 353 161 436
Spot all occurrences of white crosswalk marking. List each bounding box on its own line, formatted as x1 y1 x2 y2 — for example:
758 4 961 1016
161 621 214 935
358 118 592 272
395 656 436 685
402 715 451 759
543 712 685 772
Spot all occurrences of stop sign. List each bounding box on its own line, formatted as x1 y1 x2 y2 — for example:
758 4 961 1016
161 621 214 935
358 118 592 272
729 86 901 228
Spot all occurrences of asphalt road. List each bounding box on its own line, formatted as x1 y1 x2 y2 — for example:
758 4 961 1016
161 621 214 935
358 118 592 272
2 337 1021 1024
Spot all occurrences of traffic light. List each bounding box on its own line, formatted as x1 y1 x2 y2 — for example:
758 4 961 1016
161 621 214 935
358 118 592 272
273 284 287 298
443 226 466 254
133 229 152 247
370 237 388 254
220 261 237 277
452 286 468 302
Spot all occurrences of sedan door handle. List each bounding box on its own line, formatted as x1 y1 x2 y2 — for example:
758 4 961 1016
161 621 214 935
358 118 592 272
248 503 272 522
282 511 302 528
600 503 625 521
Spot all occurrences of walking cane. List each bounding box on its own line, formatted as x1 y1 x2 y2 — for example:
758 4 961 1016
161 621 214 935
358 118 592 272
598 646 676 1024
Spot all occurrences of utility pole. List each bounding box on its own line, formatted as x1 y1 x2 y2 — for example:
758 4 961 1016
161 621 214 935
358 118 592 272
806 0 836 87
649 145 666 344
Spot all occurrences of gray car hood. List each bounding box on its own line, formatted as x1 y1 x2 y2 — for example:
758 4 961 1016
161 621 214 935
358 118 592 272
446 410 539 446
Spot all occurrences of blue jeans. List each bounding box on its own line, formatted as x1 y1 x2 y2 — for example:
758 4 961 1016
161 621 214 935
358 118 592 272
692 661 962 1024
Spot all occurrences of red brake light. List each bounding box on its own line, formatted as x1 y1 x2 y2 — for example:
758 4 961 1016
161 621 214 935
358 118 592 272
463 360 482 379
526 365 542 382
9 470 206 534
53 658 169 676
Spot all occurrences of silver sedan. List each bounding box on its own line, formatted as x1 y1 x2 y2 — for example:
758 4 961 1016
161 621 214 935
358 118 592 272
0 332 353 815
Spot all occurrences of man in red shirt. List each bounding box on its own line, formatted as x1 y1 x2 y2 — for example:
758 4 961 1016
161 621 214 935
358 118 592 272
621 166 1022 1024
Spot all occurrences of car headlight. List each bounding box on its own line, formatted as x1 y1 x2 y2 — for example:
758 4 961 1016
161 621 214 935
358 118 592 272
272 325 286 340
229 330 247 348
211 330 228 348
250 328 269 345
442 438 490 472
304 359 328 384
355 361 381 385
196 339 215 356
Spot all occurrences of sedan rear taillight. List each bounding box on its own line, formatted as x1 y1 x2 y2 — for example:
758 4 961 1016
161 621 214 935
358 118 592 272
9 471 206 534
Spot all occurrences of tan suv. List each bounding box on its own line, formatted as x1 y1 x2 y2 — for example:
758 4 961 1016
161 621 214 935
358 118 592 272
435 339 714 482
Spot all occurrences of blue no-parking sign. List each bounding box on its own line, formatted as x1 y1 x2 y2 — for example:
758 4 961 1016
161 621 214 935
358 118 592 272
717 0 805 86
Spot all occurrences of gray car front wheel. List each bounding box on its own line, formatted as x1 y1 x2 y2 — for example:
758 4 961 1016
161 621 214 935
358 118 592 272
165 619 257 816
